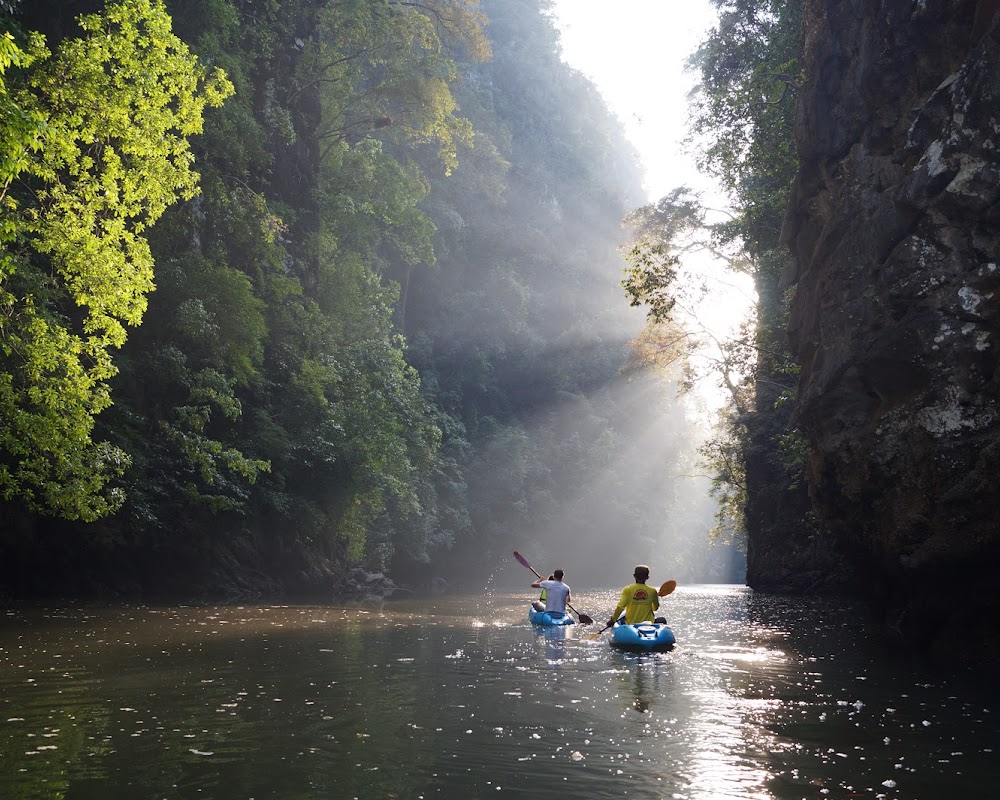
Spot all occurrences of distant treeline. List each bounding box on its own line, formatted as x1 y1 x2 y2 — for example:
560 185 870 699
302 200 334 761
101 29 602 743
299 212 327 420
0 0 729 600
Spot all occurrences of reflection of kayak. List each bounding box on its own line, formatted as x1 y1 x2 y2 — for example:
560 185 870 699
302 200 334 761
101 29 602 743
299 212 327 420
535 623 572 640
528 607 575 626
610 622 675 651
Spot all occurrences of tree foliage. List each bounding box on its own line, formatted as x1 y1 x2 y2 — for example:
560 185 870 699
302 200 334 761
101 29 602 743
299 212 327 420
304 0 488 174
0 0 231 520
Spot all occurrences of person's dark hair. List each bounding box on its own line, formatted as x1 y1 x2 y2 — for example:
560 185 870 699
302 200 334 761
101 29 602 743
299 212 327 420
553 569 564 580
634 564 650 582
547 574 554 580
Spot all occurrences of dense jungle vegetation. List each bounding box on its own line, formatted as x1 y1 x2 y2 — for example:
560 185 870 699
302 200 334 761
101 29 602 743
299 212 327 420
0 0 752 600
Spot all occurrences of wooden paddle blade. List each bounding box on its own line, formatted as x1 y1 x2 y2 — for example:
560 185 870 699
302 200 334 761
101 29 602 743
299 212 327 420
658 579 678 597
512 550 543 580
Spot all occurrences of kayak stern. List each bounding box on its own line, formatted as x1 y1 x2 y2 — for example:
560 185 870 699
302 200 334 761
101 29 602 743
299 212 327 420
610 622 675 651
528 607 575 626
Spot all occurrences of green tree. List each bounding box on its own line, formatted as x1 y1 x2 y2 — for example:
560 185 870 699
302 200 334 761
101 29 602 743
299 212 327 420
0 0 231 521
303 0 489 173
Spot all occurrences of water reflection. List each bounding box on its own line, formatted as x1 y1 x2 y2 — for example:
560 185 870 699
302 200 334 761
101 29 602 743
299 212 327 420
1 589 998 800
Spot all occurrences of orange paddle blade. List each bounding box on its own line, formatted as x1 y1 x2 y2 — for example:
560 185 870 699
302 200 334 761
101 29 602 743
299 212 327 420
587 624 612 640
658 579 677 597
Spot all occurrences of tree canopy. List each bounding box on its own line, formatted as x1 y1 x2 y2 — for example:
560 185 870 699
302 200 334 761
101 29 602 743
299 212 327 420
0 0 231 521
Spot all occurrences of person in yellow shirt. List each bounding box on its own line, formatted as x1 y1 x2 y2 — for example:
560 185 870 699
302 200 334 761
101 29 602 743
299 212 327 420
607 565 665 626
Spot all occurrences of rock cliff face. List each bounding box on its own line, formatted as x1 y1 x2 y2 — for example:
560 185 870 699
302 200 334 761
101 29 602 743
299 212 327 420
782 0 1000 657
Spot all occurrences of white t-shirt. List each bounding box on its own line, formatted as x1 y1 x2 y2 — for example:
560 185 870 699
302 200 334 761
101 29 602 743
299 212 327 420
538 580 570 614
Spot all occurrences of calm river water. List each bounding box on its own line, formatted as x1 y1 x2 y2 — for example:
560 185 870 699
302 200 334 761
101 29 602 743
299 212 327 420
2 585 998 799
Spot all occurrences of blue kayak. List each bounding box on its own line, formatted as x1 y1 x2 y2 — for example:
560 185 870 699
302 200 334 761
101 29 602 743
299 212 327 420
528 607 575 626
610 622 676 651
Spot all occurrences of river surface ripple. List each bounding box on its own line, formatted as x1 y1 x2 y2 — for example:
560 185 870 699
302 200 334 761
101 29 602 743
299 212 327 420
2 585 998 799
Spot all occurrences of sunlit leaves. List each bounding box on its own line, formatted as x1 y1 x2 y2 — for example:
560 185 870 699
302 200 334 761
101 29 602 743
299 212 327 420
621 322 697 384
27 1 232 335
390 0 492 62
0 32 45 198
0 0 232 520
306 0 484 174
621 240 679 324
625 188 707 256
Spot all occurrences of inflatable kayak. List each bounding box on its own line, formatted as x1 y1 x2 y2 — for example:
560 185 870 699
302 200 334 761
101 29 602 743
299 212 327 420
528 607 575 626
610 621 675 651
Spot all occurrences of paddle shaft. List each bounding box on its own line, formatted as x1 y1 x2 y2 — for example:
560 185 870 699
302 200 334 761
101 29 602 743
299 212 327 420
513 551 592 624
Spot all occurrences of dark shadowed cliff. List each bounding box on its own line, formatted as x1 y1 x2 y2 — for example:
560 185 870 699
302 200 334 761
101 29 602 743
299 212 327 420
782 0 1000 659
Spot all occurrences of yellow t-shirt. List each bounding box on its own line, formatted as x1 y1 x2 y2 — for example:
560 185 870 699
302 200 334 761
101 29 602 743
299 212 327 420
611 582 659 624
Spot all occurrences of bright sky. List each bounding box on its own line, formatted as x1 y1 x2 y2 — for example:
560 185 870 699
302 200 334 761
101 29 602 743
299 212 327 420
549 0 719 201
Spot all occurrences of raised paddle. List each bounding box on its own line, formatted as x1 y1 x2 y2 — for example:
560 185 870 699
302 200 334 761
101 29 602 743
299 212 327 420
586 579 677 640
513 550 594 624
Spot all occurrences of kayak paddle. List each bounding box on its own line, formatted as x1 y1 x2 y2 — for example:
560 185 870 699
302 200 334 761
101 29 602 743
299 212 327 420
587 579 677 640
513 550 594 624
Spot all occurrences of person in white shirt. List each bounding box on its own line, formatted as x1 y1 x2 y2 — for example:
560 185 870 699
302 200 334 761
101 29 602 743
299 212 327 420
531 569 571 618
531 574 555 612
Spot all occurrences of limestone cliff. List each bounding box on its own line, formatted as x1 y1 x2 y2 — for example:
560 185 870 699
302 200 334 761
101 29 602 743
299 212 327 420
782 0 1000 657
